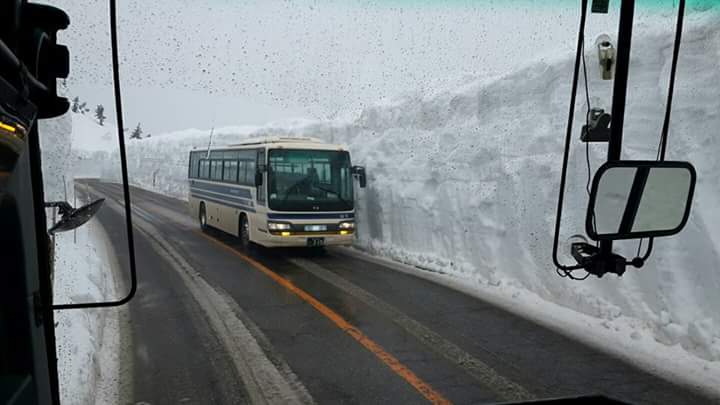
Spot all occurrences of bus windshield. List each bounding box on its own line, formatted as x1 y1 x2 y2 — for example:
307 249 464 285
268 149 353 212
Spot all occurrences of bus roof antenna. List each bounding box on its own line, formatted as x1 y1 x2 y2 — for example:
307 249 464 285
205 123 215 159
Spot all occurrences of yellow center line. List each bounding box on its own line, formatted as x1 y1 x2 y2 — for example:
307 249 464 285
196 231 452 405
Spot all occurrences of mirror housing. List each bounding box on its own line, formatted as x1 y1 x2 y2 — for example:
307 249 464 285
586 160 695 241
352 165 366 188
46 198 105 235
254 171 263 187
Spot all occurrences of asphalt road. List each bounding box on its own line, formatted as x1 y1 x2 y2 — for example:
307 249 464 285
83 180 715 405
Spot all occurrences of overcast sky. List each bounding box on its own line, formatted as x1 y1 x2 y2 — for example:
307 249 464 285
48 0 682 134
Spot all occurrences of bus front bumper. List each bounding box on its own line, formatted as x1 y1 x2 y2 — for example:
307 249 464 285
260 232 355 248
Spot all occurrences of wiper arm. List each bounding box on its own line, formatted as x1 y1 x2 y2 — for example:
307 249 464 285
315 185 352 210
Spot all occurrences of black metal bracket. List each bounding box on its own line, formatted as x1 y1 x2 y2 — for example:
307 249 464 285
571 242 627 277
581 108 611 142
43 201 72 216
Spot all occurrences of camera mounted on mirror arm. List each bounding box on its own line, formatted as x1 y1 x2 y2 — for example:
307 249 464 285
567 160 697 278
595 34 615 81
581 108 611 143
569 241 627 277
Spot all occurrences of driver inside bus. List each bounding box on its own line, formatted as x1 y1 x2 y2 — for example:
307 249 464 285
302 167 320 194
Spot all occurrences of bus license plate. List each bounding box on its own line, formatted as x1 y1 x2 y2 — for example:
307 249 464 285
305 225 327 232
307 237 325 247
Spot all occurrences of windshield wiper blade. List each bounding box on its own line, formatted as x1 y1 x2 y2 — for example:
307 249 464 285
315 185 352 210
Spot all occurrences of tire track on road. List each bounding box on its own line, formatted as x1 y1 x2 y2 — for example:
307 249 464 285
91 183 315 405
287 257 535 402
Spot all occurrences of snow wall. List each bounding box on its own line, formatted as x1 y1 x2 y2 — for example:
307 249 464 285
83 10 720 368
40 107 121 404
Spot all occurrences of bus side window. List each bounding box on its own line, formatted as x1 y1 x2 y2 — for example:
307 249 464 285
223 160 238 183
189 152 198 178
200 159 210 179
246 160 256 186
238 161 248 186
237 150 255 186
211 160 223 181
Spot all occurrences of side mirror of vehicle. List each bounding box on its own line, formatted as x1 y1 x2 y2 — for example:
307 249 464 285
352 165 366 188
46 198 105 235
586 161 695 241
255 171 263 187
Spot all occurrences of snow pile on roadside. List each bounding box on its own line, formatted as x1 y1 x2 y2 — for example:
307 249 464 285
39 113 121 404
50 222 121 405
339 10 720 367
84 7 720 389
312 11 720 370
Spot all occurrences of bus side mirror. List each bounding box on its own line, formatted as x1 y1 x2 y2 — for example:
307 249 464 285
586 161 695 241
255 171 263 187
46 199 105 235
352 166 366 188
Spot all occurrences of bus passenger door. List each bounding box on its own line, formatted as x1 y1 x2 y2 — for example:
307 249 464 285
256 149 266 207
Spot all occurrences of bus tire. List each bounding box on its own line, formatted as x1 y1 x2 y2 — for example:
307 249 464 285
239 214 251 249
199 202 208 232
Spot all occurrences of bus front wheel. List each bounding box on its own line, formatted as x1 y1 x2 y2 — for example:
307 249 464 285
199 203 208 231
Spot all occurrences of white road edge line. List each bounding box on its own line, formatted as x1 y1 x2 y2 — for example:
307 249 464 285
288 257 535 402
100 193 315 405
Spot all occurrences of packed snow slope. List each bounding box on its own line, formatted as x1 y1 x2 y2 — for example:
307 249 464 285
75 7 720 390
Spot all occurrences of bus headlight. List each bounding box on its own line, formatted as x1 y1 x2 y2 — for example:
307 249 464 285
339 221 355 230
268 222 292 231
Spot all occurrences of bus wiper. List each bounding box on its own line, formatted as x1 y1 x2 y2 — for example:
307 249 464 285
315 185 352 210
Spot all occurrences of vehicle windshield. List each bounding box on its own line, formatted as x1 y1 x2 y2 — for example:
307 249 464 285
24 1 720 405
268 149 353 212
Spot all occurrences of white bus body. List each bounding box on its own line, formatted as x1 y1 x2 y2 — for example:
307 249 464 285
187 137 364 248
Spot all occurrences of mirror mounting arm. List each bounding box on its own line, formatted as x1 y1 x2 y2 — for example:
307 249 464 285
44 201 74 217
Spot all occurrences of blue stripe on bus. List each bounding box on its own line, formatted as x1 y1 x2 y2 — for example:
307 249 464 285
190 180 253 199
190 187 254 207
191 189 253 206
191 193 256 213
267 212 354 220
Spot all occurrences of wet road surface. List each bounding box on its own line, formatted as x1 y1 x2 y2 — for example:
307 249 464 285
84 180 715 405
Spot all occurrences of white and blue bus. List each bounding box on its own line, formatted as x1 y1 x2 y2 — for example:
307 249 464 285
188 137 366 248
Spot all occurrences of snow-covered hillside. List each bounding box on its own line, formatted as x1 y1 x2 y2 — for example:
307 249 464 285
71 6 720 394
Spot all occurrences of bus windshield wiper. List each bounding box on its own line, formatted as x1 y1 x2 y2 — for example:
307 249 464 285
314 185 352 210
278 177 351 210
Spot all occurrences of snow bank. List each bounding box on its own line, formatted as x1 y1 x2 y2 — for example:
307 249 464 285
311 11 720 370
339 11 720 367
39 111 122 404
82 7 720 390
50 222 121 405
